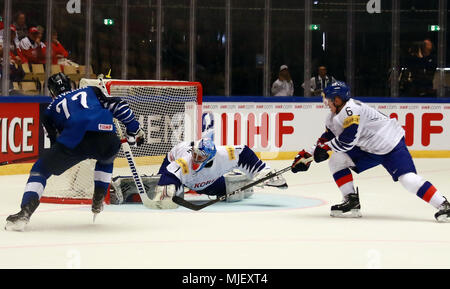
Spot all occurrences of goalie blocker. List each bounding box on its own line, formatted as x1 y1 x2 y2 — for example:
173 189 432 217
109 172 255 209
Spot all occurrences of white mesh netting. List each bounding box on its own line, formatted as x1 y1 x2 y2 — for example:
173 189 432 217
42 79 201 204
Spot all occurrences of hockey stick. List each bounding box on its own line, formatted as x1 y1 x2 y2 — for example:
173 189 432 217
0 155 39 166
172 165 292 211
113 119 155 209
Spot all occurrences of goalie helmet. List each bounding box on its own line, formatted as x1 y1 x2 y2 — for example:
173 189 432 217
322 81 351 102
192 138 217 172
48 72 72 98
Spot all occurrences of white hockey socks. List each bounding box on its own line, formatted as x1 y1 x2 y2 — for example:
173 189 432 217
398 173 446 209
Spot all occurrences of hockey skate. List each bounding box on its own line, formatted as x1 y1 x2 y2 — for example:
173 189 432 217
435 198 450 223
5 198 40 232
330 188 362 218
91 187 105 222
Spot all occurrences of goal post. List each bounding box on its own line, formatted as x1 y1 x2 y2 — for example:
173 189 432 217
40 79 203 204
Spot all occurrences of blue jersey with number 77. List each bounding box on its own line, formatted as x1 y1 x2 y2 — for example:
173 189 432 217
44 86 116 149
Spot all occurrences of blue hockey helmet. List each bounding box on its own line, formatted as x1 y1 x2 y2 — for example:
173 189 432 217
322 81 351 102
192 138 217 172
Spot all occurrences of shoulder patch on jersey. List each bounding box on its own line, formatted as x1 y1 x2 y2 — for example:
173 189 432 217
225 146 236 160
343 115 360 128
175 158 189 175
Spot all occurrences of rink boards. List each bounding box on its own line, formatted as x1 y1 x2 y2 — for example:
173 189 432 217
1 96 450 175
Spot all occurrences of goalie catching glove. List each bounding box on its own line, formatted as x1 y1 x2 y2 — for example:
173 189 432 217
291 150 313 173
126 128 145 147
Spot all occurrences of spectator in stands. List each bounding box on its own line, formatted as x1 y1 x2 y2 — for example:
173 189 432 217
302 66 337 96
271 64 294 96
404 39 437 97
19 27 46 64
0 25 26 83
13 11 28 41
46 30 69 65
0 20 19 47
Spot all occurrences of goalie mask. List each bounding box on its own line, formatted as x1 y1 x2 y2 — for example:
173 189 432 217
192 138 217 172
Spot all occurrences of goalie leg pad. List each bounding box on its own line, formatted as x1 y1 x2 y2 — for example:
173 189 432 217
109 175 179 209
224 172 254 202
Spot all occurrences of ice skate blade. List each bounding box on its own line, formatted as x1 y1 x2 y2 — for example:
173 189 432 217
266 183 288 190
436 214 450 223
5 220 28 232
93 213 99 223
330 209 362 218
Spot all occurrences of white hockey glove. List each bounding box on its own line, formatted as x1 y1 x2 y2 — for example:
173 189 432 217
126 128 145 147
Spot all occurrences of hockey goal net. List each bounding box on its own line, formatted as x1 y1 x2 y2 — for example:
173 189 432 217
41 79 203 204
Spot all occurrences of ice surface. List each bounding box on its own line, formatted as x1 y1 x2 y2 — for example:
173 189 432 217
0 159 449 268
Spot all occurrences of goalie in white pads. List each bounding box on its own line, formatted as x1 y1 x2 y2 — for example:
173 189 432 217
146 138 287 209
291 81 450 222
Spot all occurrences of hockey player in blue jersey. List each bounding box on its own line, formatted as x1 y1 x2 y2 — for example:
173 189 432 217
291 81 450 222
5 73 145 231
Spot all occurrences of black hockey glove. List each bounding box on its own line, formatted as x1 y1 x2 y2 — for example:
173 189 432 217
313 137 331 163
313 144 331 163
126 128 145 147
291 150 313 173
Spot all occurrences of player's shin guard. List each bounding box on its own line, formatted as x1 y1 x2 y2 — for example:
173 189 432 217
92 187 106 215
92 162 113 215
331 169 361 217
415 181 446 208
5 161 49 231
398 173 448 222
333 168 355 198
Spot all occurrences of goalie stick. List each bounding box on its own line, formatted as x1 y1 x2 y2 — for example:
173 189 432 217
113 119 155 209
172 165 292 211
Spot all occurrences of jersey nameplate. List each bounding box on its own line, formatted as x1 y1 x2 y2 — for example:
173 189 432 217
225 146 236 160
343 115 360 128
175 158 189 175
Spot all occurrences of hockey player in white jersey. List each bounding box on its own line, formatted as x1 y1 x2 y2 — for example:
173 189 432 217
153 138 287 206
291 81 450 222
